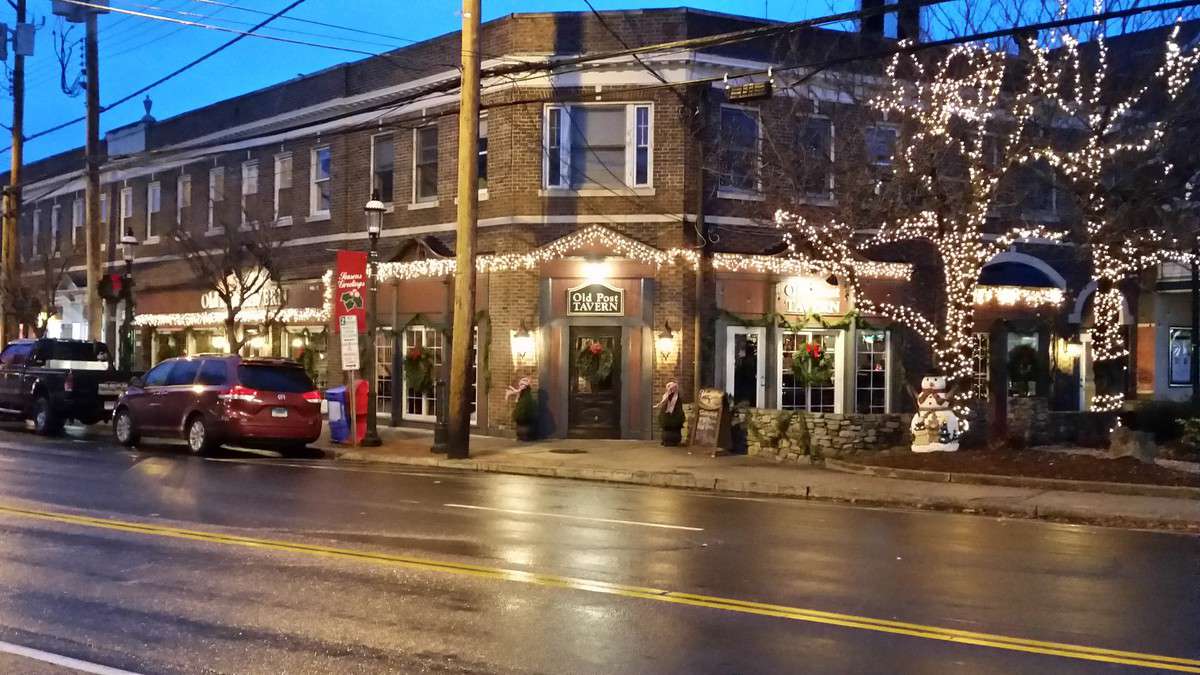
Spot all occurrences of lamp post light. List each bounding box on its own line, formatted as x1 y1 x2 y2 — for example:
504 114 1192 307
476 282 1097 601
361 191 387 447
119 228 138 370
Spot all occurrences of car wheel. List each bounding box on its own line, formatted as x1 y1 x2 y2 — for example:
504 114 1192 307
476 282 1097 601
185 415 215 455
32 396 64 436
113 408 139 447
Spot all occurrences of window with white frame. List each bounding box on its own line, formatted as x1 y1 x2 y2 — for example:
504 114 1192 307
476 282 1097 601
146 181 161 240
1168 327 1192 387
72 198 83 246
31 208 40 258
370 134 394 203
719 106 760 193
972 333 991 401
99 193 109 225
376 328 393 416
241 160 258 224
543 103 653 190
799 115 834 199
177 172 192 227
402 325 477 422
120 186 133 226
310 146 331 216
413 127 438 202
208 167 225 231
50 204 62 254
865 126 897 167
855 330 889 413
273 152 292 223
477 116 488 192
780 331 840 413
1026 161 1059 215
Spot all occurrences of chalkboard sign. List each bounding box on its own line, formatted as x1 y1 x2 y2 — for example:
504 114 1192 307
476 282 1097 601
689 388 726 449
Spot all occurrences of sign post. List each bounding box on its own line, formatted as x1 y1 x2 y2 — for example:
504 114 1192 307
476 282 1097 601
340 315 361 448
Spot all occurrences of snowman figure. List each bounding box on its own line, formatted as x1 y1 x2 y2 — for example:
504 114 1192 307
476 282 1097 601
910 374 962 453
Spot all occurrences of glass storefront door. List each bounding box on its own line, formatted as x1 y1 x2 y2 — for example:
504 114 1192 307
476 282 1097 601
725 326 765 408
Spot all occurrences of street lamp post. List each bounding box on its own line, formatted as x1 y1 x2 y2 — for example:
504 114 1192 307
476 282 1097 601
361 192 386 447
119 228 138 370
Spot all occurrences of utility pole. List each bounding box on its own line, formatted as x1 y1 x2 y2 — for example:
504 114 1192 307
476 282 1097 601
1 0 28 344
446 0 480 459
84 10 102 341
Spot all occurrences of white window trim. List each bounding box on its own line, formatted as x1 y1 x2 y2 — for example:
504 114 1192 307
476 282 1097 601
801 113 836 202
542 103 655 191
72 198 83 246
411 126 438 204
716 103 763 199
310 146 331 218
777 329 845 414
99 193 108 225
31 208 39 258
208 167 225 233
401 325 478 424
146 181 161 243
120 186 134 224
725 325 767 408
477 112 489 192
369 132 394 206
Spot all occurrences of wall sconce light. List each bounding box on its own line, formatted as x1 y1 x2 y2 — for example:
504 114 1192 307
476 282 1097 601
511 320 535 364
656 321 676 361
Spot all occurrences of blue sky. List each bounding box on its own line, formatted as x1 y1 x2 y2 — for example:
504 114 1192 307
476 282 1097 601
3 0 855 163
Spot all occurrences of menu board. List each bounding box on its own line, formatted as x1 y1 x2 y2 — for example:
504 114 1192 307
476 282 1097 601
689 388 726 449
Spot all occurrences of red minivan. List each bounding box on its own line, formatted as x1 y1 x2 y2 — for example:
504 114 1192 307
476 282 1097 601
113 355 322 454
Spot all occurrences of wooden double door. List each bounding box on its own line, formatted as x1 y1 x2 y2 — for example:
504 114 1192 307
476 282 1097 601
568 326 622 438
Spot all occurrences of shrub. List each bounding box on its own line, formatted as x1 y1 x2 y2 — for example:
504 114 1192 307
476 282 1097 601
512 388 537 426
1180 417 1200 452
1119 401 1200 443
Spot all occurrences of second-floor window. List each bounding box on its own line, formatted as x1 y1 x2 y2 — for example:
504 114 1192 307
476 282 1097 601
371 134 394 203
208 167 225 231
311 146 331 217
1026 162 1060 217
146 181 161 240
413 126 438 203
478 116 489 192
120 187 134 226
865 126 897 167
51 204 61 254
99 193 108 226
177 173 192 227
242 161 258 224
31 208 40 258
718 106 760 194
544 104 653 190
274 152 292 223
72 198 83 246
799 116 834 200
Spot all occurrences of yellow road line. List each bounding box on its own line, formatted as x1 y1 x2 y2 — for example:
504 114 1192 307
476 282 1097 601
2 503 1197 672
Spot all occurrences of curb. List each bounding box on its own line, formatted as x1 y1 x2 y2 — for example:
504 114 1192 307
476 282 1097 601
823 458 1200 500
329 449 1200 531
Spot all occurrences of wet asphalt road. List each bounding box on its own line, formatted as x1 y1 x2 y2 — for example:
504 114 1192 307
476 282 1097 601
0 424 1196 674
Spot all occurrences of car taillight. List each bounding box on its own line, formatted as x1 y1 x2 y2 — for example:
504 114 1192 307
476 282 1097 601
219 385 259 402
64 372 74 393
302 390 322 404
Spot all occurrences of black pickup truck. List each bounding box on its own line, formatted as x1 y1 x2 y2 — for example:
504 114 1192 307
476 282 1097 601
0 339 132 435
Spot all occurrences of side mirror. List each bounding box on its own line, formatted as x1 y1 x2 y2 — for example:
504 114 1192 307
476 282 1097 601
129 376 145 389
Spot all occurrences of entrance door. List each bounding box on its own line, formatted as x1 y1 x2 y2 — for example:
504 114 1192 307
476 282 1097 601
726 326 765 408
569 326 622 438
1080 331 1094 411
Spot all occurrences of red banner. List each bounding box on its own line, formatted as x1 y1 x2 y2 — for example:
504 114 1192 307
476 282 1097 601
334 250 368 333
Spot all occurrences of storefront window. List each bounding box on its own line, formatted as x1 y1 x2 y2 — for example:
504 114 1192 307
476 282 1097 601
855 331 888 413
402 325 477 423
154 330 186 364
287 327 328 389
780 331 839 413
1169 327 1193 387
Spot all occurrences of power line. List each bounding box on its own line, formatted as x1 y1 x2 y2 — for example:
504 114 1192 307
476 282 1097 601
183 0 427 45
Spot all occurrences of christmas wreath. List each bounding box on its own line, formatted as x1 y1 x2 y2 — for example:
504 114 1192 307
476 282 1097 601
576 340 616 382
791 342 834 388
403 345 435 394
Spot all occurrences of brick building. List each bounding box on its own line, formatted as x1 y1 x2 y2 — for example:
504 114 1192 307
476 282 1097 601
7 8 1195 440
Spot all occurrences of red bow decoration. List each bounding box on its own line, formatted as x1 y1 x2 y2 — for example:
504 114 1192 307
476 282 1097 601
588 342 604 355
804 343 822 359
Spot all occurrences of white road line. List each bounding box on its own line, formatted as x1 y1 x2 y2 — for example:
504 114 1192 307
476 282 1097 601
443 503 704 531
0 639 143 675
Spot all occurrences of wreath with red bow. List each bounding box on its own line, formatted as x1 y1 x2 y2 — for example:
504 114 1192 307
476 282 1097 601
575 340 616 382
403 345 435 394
791 341 834 388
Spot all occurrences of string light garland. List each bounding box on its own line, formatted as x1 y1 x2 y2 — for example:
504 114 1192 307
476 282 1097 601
973 285 1065 308
134 270 337 329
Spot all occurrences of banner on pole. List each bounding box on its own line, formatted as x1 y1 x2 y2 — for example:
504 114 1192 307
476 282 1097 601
334 250 368 333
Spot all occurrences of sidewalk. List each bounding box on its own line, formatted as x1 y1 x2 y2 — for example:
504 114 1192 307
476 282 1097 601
318 428 1200 531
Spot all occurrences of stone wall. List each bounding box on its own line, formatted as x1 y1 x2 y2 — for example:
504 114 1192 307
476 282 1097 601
740 408 909 461
1007 396 1052 447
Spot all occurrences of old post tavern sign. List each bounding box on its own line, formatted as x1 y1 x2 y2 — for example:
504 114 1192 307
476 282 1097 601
567 282 624 316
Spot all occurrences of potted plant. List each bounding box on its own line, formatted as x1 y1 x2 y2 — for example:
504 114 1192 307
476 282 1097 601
508 377 537 441
656 382 684 446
